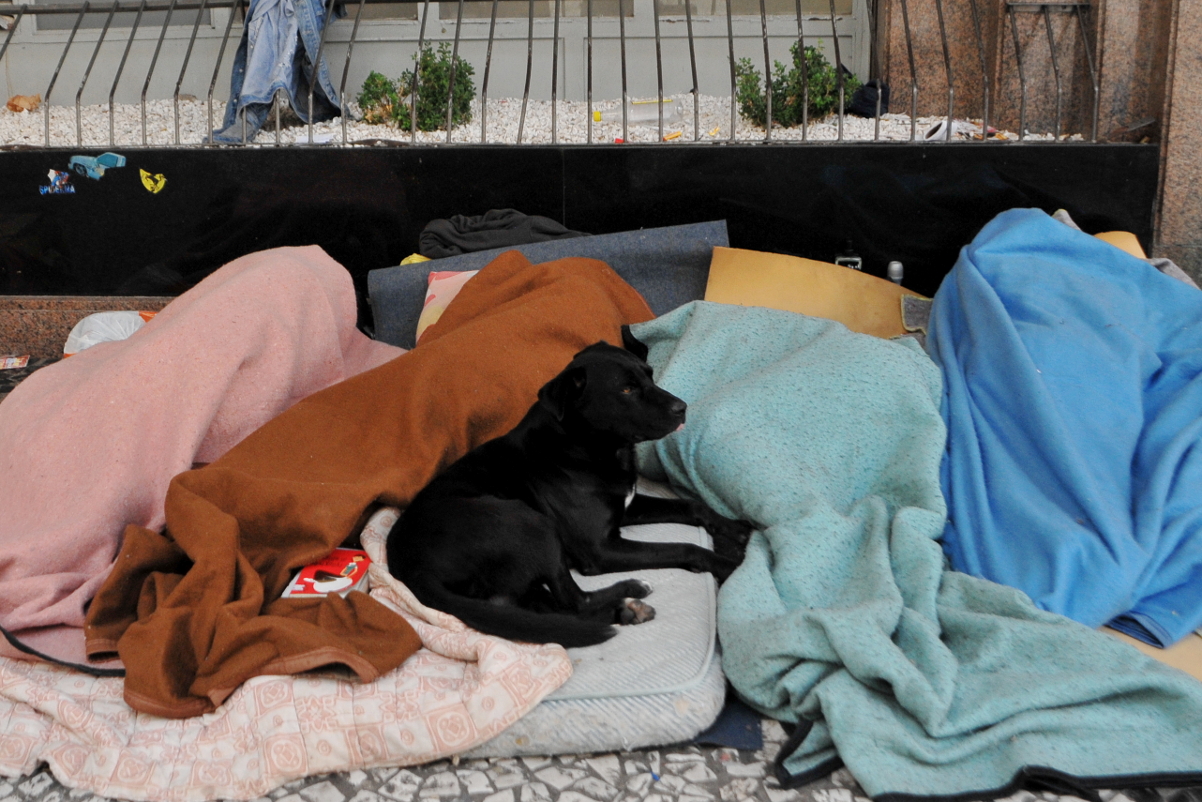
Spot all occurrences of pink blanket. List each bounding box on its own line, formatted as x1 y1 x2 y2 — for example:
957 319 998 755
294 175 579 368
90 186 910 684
0 246 403 669
0 509 572 802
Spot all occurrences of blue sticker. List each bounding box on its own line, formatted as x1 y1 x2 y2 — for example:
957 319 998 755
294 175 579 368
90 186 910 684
67 152 126 180
40 169 75 195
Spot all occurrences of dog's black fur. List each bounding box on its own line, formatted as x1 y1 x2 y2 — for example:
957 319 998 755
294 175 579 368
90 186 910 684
384 327 754 647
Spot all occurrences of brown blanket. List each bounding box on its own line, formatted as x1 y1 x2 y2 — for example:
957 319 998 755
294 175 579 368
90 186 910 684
85 251 655 718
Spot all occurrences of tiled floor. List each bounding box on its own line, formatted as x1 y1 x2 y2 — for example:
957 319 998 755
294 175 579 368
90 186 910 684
0 719 868 802
1 360 1200 802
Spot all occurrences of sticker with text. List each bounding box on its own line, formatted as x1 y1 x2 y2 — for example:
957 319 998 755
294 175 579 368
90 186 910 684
40 169 75 195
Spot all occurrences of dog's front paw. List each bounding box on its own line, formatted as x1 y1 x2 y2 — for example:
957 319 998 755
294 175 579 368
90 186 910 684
618 598 656 625
616 578 653 599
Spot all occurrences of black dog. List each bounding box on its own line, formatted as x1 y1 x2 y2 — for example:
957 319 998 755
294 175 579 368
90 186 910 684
384 327 753 647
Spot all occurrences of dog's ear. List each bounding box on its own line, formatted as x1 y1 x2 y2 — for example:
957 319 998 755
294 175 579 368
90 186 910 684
620 325 649 362
538 366 587 421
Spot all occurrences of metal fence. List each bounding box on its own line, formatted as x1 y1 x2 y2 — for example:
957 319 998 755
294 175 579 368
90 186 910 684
0 0 1103 148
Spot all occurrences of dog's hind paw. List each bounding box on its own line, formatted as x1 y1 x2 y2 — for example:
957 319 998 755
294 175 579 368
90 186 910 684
618 598 656 625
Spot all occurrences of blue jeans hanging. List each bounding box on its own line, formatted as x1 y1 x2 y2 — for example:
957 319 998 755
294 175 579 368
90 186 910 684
212 0 343 144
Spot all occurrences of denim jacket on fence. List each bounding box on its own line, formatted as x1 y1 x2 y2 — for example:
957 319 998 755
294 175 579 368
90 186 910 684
212 0 343 144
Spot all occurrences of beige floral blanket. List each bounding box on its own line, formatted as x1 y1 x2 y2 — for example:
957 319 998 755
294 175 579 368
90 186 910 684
0 509 572 802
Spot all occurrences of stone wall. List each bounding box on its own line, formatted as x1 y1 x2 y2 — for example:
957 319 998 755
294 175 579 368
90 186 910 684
873 0 1199 278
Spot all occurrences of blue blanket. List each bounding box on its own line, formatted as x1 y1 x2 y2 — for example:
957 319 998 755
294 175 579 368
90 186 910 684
632 301 1202 798
928 208 1202 647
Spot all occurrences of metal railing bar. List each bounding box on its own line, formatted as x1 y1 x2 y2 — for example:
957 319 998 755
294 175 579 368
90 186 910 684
932 0 953 138
273 87 281 145
684 0 698 140
173 0 206 145
1075 3 1098 142
480 0 499 143
0 6 24 65
76 1 119 146
897 0 917 141
516 0 534 143
1007 5 1027 141
759 0 771 141
618 0 628 141
968 0 989 138
652 0 664 141
586 0 593 143
864 0 879 140
550 0 560 143
444 0 467 143
826 0 842 140
725 0 735 142
140 0 177 146
307 0 339 144
204 0 237 145
1042 4 1061 139
45 3 89 147
109 0 145 146
793 0 806 141
338 0 367 146
410 0 431 144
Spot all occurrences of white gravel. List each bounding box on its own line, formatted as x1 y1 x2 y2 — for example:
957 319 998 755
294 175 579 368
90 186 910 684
0 91 1080 147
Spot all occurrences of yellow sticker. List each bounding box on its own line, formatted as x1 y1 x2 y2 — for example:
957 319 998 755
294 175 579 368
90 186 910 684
139 168 167 194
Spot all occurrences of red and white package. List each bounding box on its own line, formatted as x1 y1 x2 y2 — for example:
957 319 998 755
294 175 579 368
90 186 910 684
281 548 371 598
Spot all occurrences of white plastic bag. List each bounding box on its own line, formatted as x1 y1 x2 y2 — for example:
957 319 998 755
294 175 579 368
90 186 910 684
63 311 150 355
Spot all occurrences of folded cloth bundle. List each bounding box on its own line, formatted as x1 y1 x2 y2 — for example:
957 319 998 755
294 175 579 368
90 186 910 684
0 245 402 672
419 209 589 258
85 250 654 718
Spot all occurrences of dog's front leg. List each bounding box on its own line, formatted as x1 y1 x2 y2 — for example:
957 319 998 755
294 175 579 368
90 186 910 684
587 537 741 582
623 495 755 560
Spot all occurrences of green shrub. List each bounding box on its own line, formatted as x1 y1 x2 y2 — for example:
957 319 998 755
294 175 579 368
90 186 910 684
357 44 476 132
734 42 860 128
357 71 400 125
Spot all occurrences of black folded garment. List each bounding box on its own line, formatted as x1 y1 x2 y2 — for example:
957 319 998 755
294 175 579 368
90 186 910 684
848 79 890 118
419 208 589 258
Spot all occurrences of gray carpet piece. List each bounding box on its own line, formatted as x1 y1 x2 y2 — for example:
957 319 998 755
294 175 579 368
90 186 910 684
367 221 728 349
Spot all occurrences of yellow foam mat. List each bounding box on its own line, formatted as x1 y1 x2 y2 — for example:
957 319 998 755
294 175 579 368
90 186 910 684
704 247 925 340
1105 628 1202 684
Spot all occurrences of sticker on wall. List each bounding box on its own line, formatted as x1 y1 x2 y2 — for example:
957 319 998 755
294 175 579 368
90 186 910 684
68 152 126 180
40 169 75 195
139 169 167 194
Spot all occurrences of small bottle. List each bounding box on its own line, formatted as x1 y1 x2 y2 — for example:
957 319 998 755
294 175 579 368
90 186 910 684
887 261 904 284
834 240 862 271
594 98 683 126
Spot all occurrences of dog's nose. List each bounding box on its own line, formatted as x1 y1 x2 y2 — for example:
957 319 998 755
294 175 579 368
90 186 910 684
669 398 687 417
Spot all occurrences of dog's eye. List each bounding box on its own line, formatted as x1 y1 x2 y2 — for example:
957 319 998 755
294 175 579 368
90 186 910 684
621 386 634 395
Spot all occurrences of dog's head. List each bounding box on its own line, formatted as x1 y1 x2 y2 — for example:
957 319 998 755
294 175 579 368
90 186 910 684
537 328 685 444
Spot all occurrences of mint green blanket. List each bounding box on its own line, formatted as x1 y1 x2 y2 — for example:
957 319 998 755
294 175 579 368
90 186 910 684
632 302 1202 799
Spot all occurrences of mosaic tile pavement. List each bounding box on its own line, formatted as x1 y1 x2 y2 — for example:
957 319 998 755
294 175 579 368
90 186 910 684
0 717 850 802
1 718 1198 802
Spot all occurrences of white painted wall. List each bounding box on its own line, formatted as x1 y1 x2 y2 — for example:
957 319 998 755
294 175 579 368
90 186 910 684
1 0 866 107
